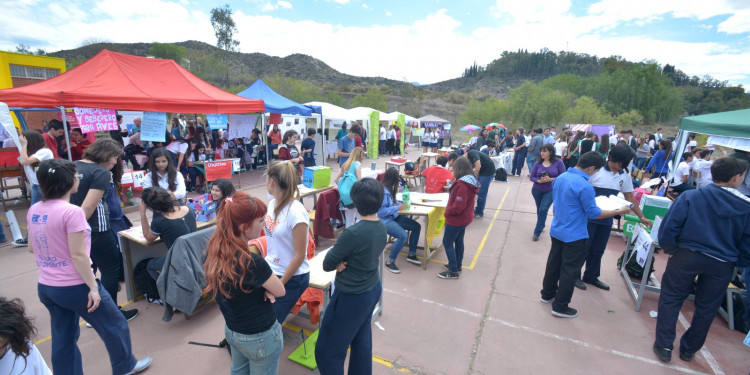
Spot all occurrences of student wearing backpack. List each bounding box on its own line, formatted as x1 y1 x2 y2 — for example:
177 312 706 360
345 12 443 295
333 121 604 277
335 147 364 228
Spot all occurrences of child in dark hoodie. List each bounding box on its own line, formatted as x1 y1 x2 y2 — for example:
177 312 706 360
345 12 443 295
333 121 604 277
653 157 750 363
438 157 480 279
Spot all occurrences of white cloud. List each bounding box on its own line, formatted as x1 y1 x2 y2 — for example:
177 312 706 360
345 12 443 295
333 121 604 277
277 1 292 10
492 0 572 23
0 0 748 90
385 10 392 16
362 4 368 9
261 2 276 12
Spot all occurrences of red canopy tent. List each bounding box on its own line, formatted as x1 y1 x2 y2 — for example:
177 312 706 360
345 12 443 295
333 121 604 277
0 50 264 113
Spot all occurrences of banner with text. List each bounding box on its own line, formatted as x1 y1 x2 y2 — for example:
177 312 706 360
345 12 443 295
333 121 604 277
73 108 118 134
205 160 233 181
140 111 167 142
206 114 228 130
228 114 258 140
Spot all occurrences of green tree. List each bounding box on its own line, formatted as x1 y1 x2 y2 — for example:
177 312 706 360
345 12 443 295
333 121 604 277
323 91 347 107
352 89 388 112
211 4 240 52
148 43 187 64
613 110 644 128
458 97 509 126
563 96 613 124
264 76 318 104
15 44 32 54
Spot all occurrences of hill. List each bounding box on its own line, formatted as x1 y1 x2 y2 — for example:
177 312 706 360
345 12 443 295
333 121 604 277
47 42 749 129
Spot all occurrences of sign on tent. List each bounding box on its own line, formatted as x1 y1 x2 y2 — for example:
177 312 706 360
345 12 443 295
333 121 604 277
206 114 228 130
141 111 167 142
73 108 119 134
228 114 257 140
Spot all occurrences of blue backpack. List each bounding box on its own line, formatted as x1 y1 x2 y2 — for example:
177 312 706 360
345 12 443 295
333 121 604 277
338 163 358 208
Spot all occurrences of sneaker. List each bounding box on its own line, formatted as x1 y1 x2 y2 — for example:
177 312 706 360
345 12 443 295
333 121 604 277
385 261 401 274
121 308 139 322
147 297 164 305
442 264 462 273
85 321 93 328
126 357 153 374
540 296 553 304
437 270 459 279
551 307 578 318
12 239 27 247
405 255 421 266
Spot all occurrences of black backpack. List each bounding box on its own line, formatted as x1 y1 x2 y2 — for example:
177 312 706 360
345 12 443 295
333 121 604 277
134 258 160 301
617 250 655 280
494 168 507 182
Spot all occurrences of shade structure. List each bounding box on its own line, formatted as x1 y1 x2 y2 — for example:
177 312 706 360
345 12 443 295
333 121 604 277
418 114 449 128
460 125 481 132
0 50 264 114
678 108 750 138
236 79 320 116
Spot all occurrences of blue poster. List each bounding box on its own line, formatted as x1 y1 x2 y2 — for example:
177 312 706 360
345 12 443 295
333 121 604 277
141 111 167 142
206 113 228 130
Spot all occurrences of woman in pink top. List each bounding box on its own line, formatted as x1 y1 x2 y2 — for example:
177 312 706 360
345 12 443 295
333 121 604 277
29 159 152 375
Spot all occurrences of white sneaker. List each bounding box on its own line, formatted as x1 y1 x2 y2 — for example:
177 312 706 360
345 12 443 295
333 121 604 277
126 357 152 374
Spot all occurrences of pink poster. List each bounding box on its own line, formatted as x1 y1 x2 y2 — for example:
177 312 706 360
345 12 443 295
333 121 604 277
73 108 119 134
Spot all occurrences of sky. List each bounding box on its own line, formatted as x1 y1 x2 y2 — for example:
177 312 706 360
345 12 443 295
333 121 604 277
2 0 750 88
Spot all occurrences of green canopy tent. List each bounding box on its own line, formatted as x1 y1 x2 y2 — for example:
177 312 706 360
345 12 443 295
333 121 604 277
671 107 750 177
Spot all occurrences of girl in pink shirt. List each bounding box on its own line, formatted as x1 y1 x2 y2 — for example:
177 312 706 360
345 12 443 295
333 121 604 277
30 159 151 375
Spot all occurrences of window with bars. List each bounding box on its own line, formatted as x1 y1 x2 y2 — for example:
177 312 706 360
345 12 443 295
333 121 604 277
9 64 59 79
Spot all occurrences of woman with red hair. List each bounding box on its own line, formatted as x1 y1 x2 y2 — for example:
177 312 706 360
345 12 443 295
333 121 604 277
203 192 286 374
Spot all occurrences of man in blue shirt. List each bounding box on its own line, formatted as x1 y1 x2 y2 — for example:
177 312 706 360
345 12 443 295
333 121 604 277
540 151 630 318
653 157 750 363
543 128 555 145
338 123 361 167
526 128 544 174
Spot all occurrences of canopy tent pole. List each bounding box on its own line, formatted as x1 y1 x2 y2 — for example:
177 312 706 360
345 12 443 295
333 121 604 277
262 115 269 167
59 106 72 162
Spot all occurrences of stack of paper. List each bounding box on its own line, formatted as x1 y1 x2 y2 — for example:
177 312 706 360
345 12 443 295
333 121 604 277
595 195 633 211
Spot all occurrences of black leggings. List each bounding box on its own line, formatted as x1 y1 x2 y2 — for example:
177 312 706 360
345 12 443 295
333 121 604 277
90 230 122 305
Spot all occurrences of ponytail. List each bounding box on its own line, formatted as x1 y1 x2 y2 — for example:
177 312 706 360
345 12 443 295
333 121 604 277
267 160 300 217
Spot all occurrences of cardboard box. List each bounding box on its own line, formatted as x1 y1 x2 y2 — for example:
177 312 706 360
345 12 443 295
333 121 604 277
639 195 672 221
188 194 216 222
303 166 331 189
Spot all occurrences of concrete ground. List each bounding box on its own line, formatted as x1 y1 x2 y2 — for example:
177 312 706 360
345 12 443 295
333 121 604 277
0 149 748 375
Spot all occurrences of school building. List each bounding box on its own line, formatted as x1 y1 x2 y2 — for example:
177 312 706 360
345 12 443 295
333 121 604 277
0 51 67 130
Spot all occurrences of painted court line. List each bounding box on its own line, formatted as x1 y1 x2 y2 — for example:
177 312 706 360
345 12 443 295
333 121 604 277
385 289 711 375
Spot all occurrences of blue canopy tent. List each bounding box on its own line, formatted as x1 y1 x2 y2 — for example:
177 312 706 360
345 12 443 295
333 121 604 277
236 80 322 165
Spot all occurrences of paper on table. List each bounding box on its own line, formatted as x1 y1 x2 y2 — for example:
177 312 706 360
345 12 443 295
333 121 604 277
595 195 632 211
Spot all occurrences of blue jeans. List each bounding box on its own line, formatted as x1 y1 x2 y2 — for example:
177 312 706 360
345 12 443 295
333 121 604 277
386 215 422 263
316 281 382 375
225 321 283 375
531 188 553 237
475 174 493 216
511 150 526 175
273 272 310 323
742 268 750 323
442 224 466 272
526 155 538 174
38 281 136 375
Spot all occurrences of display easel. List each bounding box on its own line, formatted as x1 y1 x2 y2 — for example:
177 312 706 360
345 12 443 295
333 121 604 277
620 224 661 311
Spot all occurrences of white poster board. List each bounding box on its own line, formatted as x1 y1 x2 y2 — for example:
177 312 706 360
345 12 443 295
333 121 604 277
131 170 146 190
141 111 167 142
632 226 652 268
0 102 20 151
227 114 257 140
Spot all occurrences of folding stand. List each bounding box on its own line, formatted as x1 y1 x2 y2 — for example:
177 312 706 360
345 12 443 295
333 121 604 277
620 224 661 311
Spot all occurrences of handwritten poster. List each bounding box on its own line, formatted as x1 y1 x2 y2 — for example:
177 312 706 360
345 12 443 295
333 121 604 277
206 114 228 130
140 111 167 142
633 225 652 268
73 108 118 134
205 160 232 181
227 114 257 140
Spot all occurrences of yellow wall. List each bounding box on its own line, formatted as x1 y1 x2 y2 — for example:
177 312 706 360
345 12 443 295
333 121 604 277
0 51 66 89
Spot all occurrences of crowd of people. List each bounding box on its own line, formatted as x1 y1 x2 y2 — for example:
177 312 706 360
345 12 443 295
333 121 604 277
2 112 749 374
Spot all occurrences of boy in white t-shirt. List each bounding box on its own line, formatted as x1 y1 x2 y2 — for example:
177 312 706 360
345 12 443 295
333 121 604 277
694 149 714 188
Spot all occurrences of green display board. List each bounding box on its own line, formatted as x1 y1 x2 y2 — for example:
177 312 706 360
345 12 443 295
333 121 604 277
368 110 380 159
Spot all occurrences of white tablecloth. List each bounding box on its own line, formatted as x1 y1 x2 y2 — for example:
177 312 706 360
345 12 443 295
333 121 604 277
491 152 512 171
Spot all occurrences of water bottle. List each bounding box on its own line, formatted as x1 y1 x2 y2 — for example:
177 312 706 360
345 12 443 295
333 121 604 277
403 185 411 211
